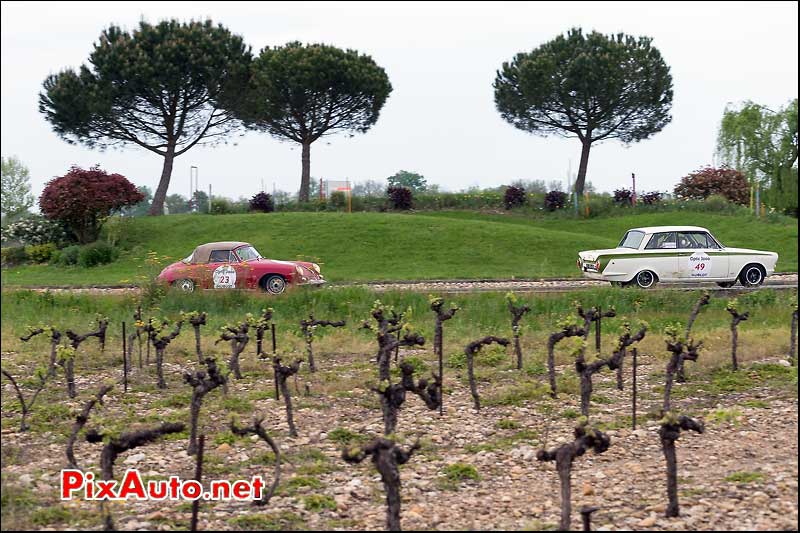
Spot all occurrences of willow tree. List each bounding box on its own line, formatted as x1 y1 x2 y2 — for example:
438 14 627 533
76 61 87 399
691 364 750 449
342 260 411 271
494 28 673 195
716 99 798 215
38 19 251 215
230 42 392 202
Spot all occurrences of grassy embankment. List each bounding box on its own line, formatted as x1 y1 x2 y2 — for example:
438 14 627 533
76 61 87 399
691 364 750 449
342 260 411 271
1 210 796 286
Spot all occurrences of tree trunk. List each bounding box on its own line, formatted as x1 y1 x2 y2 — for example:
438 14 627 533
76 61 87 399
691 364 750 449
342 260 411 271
149 147 175 216
547 337 559 398
731 324 739 371
579 371 593 417
194 327 202 364
280 377 297 437
662 435 679 517
574 139 592 196
513 333 523 370
306 339 316 373
188 391 202 455
156 348 166 389
557 456 573 531
49 339 58 378
66 359 76 399
299 141 311 202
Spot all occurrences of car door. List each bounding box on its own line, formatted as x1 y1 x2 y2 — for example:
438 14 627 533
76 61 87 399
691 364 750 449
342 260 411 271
642 232 680 280
677 232 729 280
202 249 236 289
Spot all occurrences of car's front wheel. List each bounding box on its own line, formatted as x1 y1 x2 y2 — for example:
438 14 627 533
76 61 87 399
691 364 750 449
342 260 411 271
173 278 195 293
739 264 765 287
633 270 657 289
261 274 287 295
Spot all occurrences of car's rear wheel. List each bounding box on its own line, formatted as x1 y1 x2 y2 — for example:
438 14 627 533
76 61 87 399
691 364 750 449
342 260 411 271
739 264 765 287
633 270 657 289
261 274 287 295
716 281 736 288
173 279 195 293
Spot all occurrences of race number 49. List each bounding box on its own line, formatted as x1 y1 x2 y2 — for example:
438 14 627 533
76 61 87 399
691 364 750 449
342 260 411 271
688 252 712 278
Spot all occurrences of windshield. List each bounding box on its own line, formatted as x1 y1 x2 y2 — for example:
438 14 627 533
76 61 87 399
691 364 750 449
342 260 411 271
618 231 645 249
181 252 193 264
235 245 261 262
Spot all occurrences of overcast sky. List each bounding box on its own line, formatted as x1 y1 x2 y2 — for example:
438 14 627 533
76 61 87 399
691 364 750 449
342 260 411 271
2 1 798 200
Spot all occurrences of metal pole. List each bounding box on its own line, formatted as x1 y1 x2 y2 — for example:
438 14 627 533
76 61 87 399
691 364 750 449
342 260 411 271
755 184 760 218
631 172 636 207
574 191 579 217
632 348 638 430
272 324 279 400
208 184 212 213
595 306 601 354
122 322 128 393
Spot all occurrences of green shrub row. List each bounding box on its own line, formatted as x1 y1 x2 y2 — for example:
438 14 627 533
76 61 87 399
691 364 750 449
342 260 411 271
1 241 119 268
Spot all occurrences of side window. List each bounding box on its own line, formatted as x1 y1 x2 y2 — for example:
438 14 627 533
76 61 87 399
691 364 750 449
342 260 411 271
704 233 721 249
209 250 232 263
645 232 676 250
678 232 710 249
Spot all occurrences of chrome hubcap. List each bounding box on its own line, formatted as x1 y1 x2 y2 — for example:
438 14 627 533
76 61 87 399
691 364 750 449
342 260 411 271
268 277 286 294
637 271 654 288
178 279 194 292
746 267 762 285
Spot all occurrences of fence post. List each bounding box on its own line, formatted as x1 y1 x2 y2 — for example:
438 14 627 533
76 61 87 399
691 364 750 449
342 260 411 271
122 322 128 393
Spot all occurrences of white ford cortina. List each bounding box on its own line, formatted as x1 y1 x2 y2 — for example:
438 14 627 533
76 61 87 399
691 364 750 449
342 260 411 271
578 226 779 289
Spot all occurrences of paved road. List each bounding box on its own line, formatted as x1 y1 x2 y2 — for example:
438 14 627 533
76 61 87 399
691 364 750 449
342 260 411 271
9 273 798 295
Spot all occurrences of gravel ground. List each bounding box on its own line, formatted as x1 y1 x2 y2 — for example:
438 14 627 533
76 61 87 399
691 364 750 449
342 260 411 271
10 272 799 296
1 347 797 531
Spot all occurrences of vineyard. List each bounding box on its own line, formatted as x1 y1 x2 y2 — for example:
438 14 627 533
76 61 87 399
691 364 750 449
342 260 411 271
1 287 797 531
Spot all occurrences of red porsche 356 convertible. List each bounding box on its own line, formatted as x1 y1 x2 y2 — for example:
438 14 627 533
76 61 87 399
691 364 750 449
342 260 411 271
157 241 325 294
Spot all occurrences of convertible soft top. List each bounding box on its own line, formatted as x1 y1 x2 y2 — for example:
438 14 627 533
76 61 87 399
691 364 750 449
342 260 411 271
188 242 250 264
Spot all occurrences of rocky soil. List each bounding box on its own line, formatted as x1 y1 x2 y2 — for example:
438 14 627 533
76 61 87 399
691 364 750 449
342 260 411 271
1 346 797 531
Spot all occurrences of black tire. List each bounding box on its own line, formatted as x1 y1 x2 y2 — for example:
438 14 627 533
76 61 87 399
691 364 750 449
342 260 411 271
172 278 195 292
633 270 657 289
739 264 765 287
261 274 287 295
716 281 736 288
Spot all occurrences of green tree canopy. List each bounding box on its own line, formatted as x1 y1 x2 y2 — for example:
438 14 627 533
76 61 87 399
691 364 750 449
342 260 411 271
229 42 392 202
387 170 428 192
717 99 798 214
494 28 673 195
1 156 34 222
39 19 252 215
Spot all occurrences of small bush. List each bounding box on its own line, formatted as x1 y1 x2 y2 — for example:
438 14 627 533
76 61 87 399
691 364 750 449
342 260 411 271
55 245 81 266
1 215 68 246
302 494 336 512
329 191 348 210
210 198 234 215
674 166 749 205
442 463 479 482
503 185 526 209
639 191 663 205
1 246 27 266
703 194 733 212
77 242 119 268
613 188 634 206
387 186 413 210
544 190 568 211
24 243 57 263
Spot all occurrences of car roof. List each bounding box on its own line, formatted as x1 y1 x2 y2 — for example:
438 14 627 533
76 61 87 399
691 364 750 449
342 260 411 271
628 226 711 234
190 242 250 264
